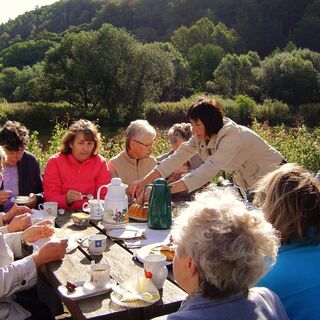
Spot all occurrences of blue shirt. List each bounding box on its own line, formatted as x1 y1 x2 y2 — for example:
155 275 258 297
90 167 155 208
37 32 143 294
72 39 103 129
153 287 288 320
256 241 320 320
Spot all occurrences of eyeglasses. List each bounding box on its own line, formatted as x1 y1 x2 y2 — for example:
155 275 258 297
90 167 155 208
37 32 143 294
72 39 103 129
133 139 153 148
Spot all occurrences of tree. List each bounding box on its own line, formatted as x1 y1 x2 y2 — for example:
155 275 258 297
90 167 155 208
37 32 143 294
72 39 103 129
256 51 320 106
292 17 320 52
0 39 54 69
12 62 46 101
188 43 225 90
0 67 21 101
44 29 106 108
151 42 191 101
43 24 174 122
212 52 260 98
171 17 244 56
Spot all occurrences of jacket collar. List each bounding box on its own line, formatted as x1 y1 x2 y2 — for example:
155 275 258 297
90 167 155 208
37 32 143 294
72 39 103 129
123 150 141 164
180 292 246 311
66 153 94 165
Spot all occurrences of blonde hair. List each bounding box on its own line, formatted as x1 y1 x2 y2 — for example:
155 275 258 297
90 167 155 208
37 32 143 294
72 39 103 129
174 189 280 300
254 163 320 243
60 119 101 156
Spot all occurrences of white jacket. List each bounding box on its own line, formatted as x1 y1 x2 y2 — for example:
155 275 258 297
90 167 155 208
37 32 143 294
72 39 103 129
0 232 37 320
156 118 284 192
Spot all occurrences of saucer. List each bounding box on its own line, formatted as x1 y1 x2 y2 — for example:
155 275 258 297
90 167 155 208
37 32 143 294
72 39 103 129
58 279 116 300
110 291 157 308
106 226 144 240
12 196 33 204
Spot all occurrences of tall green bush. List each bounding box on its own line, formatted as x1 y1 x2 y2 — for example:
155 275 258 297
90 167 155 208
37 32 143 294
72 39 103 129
299 103 320 127
255 99 290 125
235 95 256 125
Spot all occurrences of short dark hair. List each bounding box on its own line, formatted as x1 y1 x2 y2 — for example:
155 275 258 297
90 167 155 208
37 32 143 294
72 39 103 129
187 98 224 137
0 121 30 151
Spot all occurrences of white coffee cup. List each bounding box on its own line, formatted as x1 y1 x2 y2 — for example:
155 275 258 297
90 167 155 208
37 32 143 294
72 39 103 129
90 263 111 288
144 254 168 289
83 234 107 255
82 199 103 220
38 202 58 217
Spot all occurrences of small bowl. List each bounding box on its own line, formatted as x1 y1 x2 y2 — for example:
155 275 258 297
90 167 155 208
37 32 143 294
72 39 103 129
71 212 91 227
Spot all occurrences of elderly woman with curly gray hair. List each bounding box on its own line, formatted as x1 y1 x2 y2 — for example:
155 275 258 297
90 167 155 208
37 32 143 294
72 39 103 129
153 189 288 320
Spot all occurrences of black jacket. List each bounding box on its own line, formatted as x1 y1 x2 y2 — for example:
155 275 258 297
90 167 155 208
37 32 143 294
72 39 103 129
1 151 44 210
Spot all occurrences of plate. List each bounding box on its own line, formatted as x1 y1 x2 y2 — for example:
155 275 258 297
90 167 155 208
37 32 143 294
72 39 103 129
58 279 116 300
12 196 32 204
136 243 173 266
107 227 144 240
110 291 157 308
129 216 148 222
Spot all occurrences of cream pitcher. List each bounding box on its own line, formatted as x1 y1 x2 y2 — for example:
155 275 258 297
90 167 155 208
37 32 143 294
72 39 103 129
97 178 129 226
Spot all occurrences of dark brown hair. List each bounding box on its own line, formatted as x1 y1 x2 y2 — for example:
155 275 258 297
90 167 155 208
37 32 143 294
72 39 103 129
0 121 29 151
187 98 224 137
60 119 101 155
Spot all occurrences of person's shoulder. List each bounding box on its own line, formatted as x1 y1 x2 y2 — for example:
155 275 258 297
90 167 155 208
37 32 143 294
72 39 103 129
148 155 157 164
250 286 280 301
221 117 240 131
93 154 107 163
109 150 125 162
23 150 37 160
108 151 127 167
217 117 243 139
46 152 65 164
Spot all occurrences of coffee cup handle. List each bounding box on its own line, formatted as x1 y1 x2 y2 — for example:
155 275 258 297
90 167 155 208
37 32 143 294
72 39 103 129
77 237 89 247
38 204 44 210
82 202 90 212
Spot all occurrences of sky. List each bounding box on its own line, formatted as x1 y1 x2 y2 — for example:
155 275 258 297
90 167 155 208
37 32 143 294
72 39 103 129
0 0 58 24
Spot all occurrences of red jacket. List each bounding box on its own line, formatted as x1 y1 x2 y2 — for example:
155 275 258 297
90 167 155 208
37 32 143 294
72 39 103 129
43 153 111 210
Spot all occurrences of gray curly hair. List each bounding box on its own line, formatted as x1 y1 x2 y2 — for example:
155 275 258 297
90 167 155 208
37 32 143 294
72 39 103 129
173 188 280 300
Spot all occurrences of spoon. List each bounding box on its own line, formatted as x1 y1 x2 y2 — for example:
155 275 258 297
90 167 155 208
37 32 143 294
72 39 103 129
82 194 94 200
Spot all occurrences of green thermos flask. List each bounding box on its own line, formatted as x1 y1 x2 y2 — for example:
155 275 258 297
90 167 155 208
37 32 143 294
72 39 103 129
144 178 172 230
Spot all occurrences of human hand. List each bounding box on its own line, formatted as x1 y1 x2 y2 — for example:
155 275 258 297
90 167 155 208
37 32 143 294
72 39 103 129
128 179 146 199
22 220 55 243
2 204 31 224
7 213 31 233
32 239 68 268
66 190 83 205
0 189 12 205
136 186 151 205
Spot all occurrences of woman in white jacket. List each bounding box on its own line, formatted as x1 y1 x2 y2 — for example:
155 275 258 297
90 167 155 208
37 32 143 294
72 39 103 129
130 97 286 199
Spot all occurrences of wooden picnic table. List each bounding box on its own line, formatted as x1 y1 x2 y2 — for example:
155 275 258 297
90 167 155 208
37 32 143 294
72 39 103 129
41 212 187 320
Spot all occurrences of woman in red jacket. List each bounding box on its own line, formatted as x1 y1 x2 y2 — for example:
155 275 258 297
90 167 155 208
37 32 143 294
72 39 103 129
43 119 111 210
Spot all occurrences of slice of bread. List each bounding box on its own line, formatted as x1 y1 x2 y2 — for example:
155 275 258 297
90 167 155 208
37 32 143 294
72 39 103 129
160 244 177 261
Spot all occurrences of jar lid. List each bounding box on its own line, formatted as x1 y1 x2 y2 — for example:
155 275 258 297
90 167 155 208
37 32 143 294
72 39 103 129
107 178 128 195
